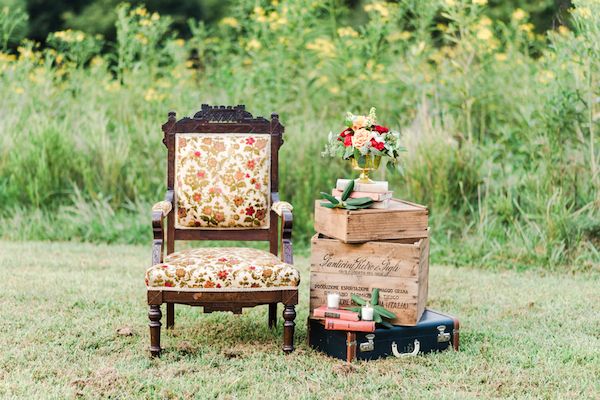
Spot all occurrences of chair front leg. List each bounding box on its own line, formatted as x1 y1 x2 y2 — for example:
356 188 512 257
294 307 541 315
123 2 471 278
149 305 162 357
282 304 296 353
166 303 175 329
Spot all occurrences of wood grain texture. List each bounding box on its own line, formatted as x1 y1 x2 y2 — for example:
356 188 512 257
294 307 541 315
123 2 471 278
314 199 429 243
309 235 429 326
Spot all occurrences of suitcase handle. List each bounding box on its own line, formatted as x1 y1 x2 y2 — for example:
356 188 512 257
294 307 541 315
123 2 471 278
391 339 420 358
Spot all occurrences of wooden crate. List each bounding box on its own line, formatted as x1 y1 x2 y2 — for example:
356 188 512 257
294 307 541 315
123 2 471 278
313 199 428 243
309 233 429 326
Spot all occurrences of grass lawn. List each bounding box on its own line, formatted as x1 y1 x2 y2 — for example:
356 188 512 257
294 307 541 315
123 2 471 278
1 240 599 399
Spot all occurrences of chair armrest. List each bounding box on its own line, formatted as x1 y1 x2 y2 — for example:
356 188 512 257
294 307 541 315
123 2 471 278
271 194 293 264
151 190 174 265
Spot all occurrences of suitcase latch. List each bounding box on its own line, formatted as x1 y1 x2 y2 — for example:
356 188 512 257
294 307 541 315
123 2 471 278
437 325 450 343
359 334 375 352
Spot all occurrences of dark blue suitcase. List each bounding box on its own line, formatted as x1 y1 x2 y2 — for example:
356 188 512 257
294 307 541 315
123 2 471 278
308 309 459 361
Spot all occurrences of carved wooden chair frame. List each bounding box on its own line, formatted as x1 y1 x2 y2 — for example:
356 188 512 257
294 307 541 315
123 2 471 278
148 105 297 356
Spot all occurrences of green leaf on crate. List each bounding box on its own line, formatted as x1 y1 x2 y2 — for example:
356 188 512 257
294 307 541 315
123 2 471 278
351 294 366 306
373 305 396 319
371 288 379 305
320 202 337 209
346 197 373 206
380 321 394 329
373 312 383 323
320 192 339 204
341 180 354 201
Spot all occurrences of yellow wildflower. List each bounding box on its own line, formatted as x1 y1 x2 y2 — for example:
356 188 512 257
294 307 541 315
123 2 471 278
473 0 487 5
242 58 253 66
537 70 556 84
387 31 411 41
174 39 185 47
444 0 456 6
268 11 287 30
558 26 569 35
479 16 492 26
306 37 336 58
364 2 390 19
144 88 165 102
135 33 148 45
14 87 24 94
151 12 160 21
254 6 267 22
519 23 534 33
185 60 194 68
56 54 64 64
337 27 358 38
512 8 527 21
494 53 507 62
140 19 152 27
0 52 16 62
75 32 85 42
575 7 591 19
220 17 240 28
134 7 148 17
246 38 262 51
90 56 104 67
329 86 340 95
476 27 493 41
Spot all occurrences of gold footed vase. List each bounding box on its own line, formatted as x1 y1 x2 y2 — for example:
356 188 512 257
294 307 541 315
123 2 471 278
351 155 382 184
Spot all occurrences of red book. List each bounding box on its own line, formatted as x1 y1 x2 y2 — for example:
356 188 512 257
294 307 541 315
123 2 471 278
324 318 376 333
313 306 360 321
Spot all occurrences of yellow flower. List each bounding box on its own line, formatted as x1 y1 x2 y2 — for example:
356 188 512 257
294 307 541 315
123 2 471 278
0 52 16 62
134 7 148 17
558 26 569 35
75 32 85 42
246 38 262 51
473 0 487 5
387 31 411 41
144 88 165 101
537 70 556 84
476 27 493 41
337 27 358 38
479 16 492 26
364 2 390 19
151 12 160 21
575 7 591 19
220 17 240 28
140 19 152 27
306 37 336 58
174 39 185 47
519 23 534 33
328 86 340 94
268 11 287 30
14 87 24 94
444 0 456 6
512 8 527 21
253 6 267 22
494 53 507 62
135 33 148 45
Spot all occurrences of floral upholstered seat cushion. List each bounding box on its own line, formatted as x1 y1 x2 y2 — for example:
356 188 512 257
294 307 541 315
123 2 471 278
175 133 271 229
146 247 300 290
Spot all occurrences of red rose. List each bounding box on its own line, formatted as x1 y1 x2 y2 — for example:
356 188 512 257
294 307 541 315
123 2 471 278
371 138 385 151
194 151 201 157
373 125 389 134
343 135 353 147
245 206 255 216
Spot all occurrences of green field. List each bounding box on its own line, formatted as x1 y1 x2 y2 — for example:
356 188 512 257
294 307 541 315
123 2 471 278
0 0 598 269
1 240 599 399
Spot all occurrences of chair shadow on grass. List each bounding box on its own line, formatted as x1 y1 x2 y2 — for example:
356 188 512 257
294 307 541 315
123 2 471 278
159 304 308 357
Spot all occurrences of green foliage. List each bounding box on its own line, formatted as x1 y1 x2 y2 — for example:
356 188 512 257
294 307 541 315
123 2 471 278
320 180 374 209
350 288 397 327
0 0 598 270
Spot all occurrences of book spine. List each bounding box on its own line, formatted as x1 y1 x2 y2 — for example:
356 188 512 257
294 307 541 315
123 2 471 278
313 309 360 321
324 318 376 332
331 189 392 201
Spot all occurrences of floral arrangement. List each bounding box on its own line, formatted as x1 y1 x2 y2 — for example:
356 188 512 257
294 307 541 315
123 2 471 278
322 107 404 174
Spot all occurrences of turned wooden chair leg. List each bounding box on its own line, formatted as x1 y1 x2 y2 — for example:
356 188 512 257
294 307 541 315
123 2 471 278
282 304 296 353
166 303 174 329
268 303 277 329
149 305 162 357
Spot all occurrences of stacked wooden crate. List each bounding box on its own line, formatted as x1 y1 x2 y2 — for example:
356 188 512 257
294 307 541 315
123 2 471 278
310 199 430 326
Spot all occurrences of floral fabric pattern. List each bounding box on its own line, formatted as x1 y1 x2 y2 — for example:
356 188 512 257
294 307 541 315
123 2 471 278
145 247 300 290
175 133 271 229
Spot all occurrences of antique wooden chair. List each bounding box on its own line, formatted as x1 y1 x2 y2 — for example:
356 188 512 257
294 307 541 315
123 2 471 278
146 105 298 356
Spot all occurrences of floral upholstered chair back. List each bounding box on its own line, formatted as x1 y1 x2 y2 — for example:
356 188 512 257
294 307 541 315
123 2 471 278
169 106 277 230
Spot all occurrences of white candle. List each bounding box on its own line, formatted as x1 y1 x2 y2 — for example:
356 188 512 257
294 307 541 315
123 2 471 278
327 293 340 309
361 302 374 321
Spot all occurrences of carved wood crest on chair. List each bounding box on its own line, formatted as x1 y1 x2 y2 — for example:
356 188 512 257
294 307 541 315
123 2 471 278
146 105 297 356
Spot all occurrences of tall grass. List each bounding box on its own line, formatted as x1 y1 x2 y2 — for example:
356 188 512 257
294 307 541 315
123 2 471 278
0 0 598 269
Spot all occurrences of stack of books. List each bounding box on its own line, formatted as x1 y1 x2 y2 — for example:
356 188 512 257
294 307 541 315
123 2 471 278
334 179 392 209
312 305 375 333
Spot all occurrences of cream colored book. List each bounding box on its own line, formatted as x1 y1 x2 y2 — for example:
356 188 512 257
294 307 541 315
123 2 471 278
331 189 392 201
336 179 388 193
